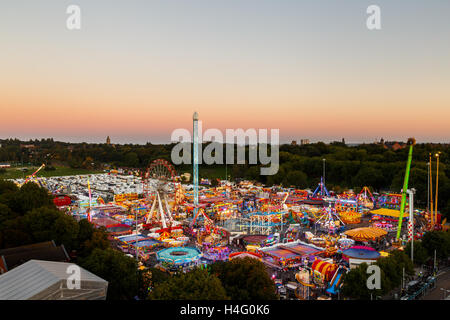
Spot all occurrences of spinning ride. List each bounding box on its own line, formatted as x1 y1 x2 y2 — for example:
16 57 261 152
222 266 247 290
315 206 345 234
356 186 374 209
311 177 330 198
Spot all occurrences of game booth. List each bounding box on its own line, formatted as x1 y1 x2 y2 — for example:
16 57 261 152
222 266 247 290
235 234 268 252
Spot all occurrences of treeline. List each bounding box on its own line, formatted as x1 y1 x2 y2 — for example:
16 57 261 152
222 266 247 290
1 138 449 218
0 180 142 300
149 258 278 300
0 138 173 169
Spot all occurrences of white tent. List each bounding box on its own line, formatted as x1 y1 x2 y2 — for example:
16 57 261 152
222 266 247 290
0 260 108 300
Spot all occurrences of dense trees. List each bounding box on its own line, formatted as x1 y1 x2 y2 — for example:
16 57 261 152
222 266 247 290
21 207 80 250
78 248 139 300
0 181 142 300
342 250 415 299
2 182 55 215
209 257 278 300
149 268 229 300
341 263 386 299
210 178 220 187
76 219 110 257
376 250 414 287
420 231 450 260
148 258 278 300
143 267 170 298
402 231 450 269
404 240 429 266
0 181 58 248
0 182 111 253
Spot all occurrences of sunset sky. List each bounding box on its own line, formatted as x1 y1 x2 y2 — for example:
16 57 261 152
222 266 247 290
0 0 449 144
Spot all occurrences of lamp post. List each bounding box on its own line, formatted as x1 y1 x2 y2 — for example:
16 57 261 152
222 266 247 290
407 188 415 263
434 152 441 227
135 208 139 263
427 161 430 222
322 158 326 186
434 249 437 275
429 154 434 227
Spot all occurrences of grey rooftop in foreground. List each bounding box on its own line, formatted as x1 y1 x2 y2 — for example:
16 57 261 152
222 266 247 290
0 259 108 300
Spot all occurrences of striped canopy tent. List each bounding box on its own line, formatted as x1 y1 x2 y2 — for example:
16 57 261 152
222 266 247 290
370 208 401 218
311 259 338 282
344 227 387 241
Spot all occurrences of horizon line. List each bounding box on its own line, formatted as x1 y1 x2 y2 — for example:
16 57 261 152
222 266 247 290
1 136 449 146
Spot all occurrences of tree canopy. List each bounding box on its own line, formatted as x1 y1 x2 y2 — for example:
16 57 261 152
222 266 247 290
421 231 450 260
78 248 139 300
209 257 278 300
149 268 229 300
342 250 414 299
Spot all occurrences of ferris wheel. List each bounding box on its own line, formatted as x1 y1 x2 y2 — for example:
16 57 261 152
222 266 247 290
142 159 177 228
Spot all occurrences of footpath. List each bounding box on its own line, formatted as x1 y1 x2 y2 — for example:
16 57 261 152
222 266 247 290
421 266 450 300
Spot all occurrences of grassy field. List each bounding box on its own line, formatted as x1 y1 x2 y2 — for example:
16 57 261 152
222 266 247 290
0 166 104 180
177 165 230 180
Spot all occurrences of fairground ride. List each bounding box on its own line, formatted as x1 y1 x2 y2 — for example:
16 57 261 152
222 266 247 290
396 138 416 241
311 177 330 198
142 159 177 229
356 186 375 209
22 163 46 186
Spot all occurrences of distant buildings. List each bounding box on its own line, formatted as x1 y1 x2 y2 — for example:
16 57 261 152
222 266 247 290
20 144 35 149
378 138 406 151
291 141 297 146
300 139 310 145
106 136 111 145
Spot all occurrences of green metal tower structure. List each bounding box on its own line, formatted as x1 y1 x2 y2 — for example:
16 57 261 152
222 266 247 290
396 138 416 240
